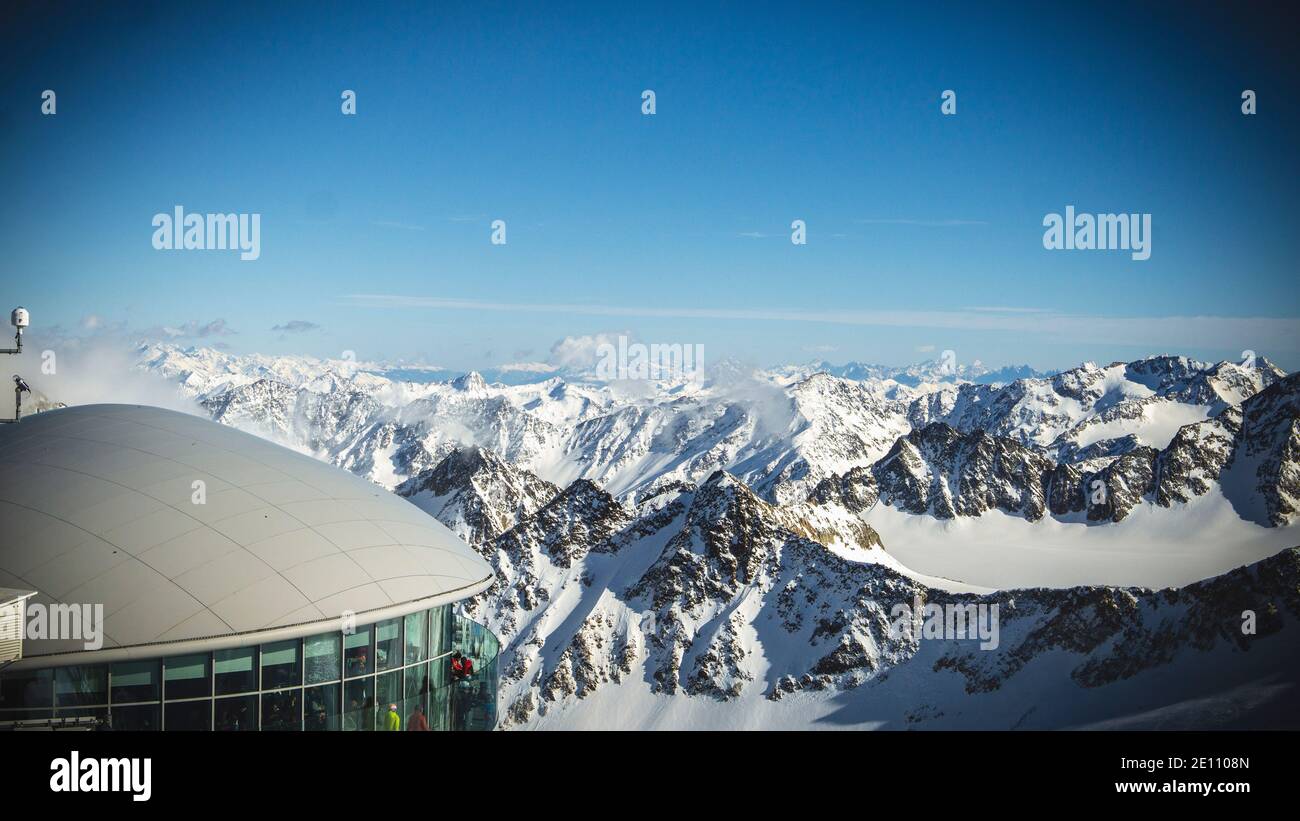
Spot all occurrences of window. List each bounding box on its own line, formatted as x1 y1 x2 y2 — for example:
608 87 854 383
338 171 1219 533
261 639 301 689
405 610 427 664
404 663 428 702
429 678 451 731
305 632 341 684
0 668 52 709
376 671 401 730
215 646 257 695
454 613 493 662
305 683 340 731
430 605 451 658
165 699 210 731
376 618 401 671
110 661 158 703
110 703 159 731
0 614 498 731
431 648 450 689
55 666 106 707
344 624 373 677
164 654 211 700
404 662 429 729
261 689 301 731
343 678 373 731
215 695 257 731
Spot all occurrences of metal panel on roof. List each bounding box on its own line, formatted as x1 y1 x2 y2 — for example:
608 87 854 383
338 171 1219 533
0 404 495 661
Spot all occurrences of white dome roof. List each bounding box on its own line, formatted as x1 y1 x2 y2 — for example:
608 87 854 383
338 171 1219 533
0 404 494 662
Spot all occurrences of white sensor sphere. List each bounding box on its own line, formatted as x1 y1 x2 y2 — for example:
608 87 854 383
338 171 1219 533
11 307 29 329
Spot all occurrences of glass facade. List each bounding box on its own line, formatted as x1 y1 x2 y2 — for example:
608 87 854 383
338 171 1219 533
0 606 499 731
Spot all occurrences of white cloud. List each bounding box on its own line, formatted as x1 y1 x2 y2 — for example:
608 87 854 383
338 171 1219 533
498 361 559 374
9 335 202 415
548 332 629 371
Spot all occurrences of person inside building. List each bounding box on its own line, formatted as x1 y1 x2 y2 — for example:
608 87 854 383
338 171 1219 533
407 703 429 731
384 702 400 731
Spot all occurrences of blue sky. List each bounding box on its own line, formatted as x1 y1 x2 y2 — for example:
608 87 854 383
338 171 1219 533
2 0 1298 372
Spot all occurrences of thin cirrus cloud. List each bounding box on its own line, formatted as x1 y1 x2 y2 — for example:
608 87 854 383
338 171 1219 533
342 293 1300 353
854 218 989 227
962 306 1057 314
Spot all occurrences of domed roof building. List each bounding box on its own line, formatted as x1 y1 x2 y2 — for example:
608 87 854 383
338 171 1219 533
0 404 499 731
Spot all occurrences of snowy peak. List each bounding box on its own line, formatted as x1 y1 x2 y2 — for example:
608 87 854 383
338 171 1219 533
630 469 882 616
682 471 784 584
816 376 1300 526
125 342 1300 533
451 371 489 392
794 358 1048 386
1224 372 1300 526
503 478 630 568
900 354 1284 462
134 342 1295 519
396 445 560 547
873 423 1055 520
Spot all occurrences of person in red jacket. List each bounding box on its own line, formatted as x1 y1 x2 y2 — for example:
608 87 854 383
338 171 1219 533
450 650 476 681
407 704 429 731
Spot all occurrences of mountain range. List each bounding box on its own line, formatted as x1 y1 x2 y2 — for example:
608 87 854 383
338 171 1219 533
119 343 1300 728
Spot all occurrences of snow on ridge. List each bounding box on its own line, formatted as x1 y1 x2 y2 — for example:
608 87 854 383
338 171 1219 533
134 342 1296 524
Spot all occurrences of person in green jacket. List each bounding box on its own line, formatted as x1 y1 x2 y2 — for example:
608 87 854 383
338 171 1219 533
384 703 400 731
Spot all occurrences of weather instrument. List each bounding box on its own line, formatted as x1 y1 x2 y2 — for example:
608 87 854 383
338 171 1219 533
1 306 30 422
2 307 25 355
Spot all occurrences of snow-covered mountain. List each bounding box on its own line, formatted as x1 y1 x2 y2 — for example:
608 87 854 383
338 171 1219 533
455 462 1299 729
778 357 1049 386
117 342 1300 728
395 445 560 547
136 343 1289 516
800 371 1299 527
